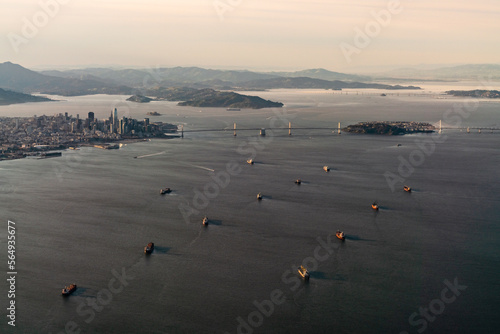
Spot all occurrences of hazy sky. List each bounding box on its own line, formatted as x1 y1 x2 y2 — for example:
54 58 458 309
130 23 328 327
1 0 499 72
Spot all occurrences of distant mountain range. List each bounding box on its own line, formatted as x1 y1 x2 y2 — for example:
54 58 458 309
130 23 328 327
3 61 497 108
0 62 420 99
0 62 133 96
265 68 371 82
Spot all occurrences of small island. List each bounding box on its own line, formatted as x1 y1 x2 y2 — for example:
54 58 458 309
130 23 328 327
343 121 435 135
126 95 153 103
445 90 500 98
146 111 161 116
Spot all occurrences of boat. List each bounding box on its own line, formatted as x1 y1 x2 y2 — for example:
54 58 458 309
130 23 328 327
257 192 263 200
404 185 411 192
40 151 62 158
160 188 171 194
295 178 301 185
247 159 254 165
62 284 77 296
144 242 154 254
298 265 310 280
336 230 345 241
371 202 379 210
323 166 330 172
202 216 209 226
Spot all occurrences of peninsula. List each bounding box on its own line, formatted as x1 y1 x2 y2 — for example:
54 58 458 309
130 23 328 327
0 111 177 161
0 88 52 105
343 121 435 135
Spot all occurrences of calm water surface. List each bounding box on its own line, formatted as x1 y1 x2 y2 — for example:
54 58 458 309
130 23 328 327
1 87 499 333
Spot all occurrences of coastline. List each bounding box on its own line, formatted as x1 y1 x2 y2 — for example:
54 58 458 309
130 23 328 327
0 136 180 162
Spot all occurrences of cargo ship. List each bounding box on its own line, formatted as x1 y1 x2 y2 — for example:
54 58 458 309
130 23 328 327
298 265 310 280
144 242 154 254
62 284 77 296
160 187 171 194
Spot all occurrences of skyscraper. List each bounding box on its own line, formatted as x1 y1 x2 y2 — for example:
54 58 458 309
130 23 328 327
113 108 118 133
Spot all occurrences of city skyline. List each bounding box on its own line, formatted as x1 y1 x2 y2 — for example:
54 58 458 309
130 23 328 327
1 0 499 72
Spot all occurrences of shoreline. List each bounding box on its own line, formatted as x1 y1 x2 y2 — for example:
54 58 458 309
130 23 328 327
0 135 180 162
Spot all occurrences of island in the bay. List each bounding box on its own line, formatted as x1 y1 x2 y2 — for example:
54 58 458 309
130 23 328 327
127 88 284 109
445 90 500 98
343 121 435 135
127 95 153 103
0 110 177 161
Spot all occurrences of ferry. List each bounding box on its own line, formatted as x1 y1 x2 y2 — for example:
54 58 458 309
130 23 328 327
62 284 77 296
160 188 171 194
323 166 330 172
202 216 209 226
298 265 310 280
404 185 411 192
144 242 154 254
336 230 345 241
257 192 263 200
372 202 379 210
295 178 301 185
247 159 254 165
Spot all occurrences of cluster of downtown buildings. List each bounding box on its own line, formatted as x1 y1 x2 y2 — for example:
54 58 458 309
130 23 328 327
0 109 178 160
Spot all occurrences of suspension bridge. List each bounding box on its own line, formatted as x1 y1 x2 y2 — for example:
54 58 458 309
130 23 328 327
178 121 500 137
